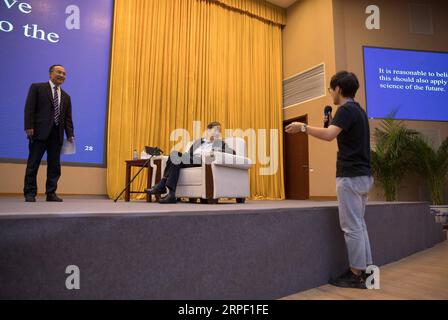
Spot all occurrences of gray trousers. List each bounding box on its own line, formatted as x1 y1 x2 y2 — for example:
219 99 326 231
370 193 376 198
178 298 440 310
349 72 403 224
336 175 374 270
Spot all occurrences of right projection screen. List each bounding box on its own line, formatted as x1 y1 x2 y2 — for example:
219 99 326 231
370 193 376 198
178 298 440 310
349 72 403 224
363 46 448 122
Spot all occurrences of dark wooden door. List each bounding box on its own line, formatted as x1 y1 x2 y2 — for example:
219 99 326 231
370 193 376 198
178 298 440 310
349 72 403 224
283 115 309 200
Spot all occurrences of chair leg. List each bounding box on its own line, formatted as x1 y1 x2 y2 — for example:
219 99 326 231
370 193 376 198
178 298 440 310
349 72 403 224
200 198 218 204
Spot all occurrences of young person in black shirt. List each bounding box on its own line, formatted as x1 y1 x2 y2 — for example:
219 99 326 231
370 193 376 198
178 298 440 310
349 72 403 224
285 71 373 289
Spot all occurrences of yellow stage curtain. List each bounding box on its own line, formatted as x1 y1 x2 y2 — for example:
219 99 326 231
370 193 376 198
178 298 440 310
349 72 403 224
211 0 286 26
107 0 285 200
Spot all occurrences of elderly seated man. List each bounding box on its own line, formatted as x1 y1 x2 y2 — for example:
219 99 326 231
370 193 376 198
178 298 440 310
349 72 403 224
145 121 235 204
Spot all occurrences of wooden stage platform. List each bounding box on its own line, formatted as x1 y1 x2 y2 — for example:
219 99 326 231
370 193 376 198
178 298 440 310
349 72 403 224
0 196 445 299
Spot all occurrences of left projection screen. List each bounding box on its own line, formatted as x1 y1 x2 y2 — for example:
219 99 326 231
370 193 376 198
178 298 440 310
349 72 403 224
0 0 113 165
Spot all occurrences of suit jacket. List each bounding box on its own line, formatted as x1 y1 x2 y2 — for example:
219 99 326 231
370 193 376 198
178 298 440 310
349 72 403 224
185 138 236 164
24 82 74 143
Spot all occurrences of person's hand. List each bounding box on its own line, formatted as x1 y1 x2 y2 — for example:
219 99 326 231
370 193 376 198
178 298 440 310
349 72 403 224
323 114 333 124
68 136 74 143
203 151 215 164
25 129 34 137
285 122 305 134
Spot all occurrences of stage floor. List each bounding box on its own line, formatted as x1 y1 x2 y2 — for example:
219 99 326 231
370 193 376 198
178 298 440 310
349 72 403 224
0 195 418 218
0 196 445 299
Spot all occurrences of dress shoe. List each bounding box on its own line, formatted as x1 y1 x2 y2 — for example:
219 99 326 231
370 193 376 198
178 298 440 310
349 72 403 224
25 196 36 202
145 184 167 195
158 193 177 204
46 193 63 202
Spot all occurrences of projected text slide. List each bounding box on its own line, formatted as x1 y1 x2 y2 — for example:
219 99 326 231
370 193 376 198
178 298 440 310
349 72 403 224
363 47 448 122
0 0 113 164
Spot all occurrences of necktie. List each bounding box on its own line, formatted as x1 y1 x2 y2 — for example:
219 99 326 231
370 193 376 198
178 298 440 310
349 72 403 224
53 86 60 125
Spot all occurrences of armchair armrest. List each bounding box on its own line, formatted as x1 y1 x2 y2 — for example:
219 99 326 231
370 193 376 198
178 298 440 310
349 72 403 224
209 151 252 170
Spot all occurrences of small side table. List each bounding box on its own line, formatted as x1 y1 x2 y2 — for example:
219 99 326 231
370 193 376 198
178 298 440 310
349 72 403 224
124 159 160 202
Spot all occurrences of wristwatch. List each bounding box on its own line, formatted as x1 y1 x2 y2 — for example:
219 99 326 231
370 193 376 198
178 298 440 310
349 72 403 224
300 124 308 133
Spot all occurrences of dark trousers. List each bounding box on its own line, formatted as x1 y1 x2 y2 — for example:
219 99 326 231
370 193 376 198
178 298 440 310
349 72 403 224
162 151 201 192
24 125 62 196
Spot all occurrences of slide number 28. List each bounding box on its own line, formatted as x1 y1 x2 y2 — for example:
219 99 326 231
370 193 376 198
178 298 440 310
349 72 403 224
84 145 94 152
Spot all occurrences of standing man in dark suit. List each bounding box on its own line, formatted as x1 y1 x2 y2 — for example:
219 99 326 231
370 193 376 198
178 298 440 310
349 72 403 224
23 65 74 202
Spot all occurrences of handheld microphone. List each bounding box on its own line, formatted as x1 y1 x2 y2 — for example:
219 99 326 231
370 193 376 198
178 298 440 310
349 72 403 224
324 105 333 128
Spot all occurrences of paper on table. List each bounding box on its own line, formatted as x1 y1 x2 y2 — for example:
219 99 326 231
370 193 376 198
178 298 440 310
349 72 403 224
61 139 76 155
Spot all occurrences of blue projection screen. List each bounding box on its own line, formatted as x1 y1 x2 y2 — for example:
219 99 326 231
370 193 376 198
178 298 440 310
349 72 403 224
363 47 448 122
0 0 113 165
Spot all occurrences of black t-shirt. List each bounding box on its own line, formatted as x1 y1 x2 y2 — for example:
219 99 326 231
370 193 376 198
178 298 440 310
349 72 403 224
331 101 371 177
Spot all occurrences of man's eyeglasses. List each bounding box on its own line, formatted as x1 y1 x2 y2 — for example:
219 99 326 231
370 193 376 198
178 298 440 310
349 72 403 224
52 70 66 76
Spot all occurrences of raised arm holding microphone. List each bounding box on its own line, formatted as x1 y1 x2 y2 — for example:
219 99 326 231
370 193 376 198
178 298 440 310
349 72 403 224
285 71 373 289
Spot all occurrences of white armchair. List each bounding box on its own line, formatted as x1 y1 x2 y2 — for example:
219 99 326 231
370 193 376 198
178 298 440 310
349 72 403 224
150 137 253 204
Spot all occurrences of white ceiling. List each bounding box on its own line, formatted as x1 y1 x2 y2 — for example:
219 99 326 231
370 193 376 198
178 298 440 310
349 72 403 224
266 0 298 8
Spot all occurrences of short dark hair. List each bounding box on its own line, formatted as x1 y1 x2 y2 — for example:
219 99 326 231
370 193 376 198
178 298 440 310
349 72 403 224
330 71 359 98
49 64 64 73
207 121 221 129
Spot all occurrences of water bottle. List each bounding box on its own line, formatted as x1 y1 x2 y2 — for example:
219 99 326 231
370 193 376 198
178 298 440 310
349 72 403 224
133 149 138 160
